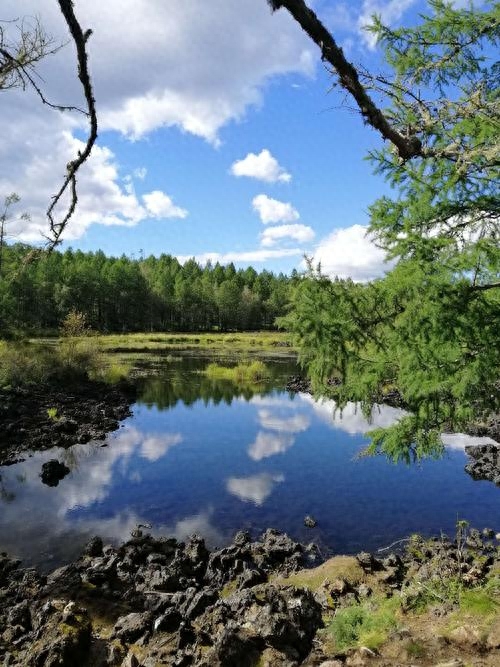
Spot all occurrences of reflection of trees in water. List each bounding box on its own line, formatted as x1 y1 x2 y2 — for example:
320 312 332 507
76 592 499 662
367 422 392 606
0 474 15 502
136 357 297 411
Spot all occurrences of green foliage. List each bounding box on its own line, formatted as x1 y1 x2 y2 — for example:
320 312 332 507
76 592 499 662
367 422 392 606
0 246 292 335
327 596 399 651
46 407 59 421
60 310 89 337
282 1 500 457
0 338 103 387
204 360 269 383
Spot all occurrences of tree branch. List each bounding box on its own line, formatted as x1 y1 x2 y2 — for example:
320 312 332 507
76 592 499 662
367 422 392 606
267 0 423 160
45 1 98 250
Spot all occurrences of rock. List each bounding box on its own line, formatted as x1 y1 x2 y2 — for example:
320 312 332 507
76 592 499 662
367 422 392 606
464 443 500 485
357 583 372 598
433 661 463 667
121 653 140 667
154 608 182 633
285 375 312 393
53 417 79 434
84 535 103 557
304 515 317 528
330 578 350 597
113 612 153 643
40 459 71 486
319 662 344 667
356 552 382 573
25 601 91 667
7 600 31 629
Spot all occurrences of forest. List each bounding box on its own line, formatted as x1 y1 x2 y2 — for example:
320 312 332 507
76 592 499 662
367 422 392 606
0 243 295 334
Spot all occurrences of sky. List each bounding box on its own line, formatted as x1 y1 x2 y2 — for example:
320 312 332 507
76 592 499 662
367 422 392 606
0 0 468 280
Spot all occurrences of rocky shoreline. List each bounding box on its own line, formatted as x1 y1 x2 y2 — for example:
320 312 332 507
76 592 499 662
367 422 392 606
0 527 498 666
0 379 137 466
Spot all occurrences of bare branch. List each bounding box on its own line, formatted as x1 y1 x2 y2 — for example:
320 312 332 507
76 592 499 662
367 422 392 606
45 0 98 250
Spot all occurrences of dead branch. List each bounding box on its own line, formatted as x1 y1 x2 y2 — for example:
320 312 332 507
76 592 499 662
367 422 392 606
44 0 98 250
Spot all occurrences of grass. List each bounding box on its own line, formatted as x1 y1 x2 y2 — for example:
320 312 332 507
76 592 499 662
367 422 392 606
204 360 269 383
0 337 104 388
46 331 295 355
326 595 400 651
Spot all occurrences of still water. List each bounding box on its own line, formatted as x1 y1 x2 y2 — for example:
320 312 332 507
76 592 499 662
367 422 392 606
0 354 498 571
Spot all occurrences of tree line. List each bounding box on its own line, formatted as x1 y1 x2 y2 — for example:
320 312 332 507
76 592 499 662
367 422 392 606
0 244 297 335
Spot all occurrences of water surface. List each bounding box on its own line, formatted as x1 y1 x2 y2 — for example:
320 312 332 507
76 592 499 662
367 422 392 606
0 354 498 571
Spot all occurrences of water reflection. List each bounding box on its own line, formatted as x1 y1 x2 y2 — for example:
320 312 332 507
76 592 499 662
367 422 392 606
0 355 498 570
227 473 285 505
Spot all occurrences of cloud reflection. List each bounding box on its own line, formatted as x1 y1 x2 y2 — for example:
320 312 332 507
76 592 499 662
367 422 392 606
248 432 294 461
298 394 405 434
227 472 285 506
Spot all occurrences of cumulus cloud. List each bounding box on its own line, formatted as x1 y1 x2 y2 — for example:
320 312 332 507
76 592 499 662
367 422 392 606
143 191 188 219
252 194 300 224
0 122 187 241
312 224 392 282
1 0 315 240
358 0 417 49
230 149 291 183
261 223 314 247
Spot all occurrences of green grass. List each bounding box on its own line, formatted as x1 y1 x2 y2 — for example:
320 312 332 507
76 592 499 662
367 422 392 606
326 596 400 651
61 331 294 355
204 360 269 383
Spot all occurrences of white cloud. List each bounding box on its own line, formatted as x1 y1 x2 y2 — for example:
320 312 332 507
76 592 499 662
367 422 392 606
252 194 300 224
261 223 315 247
177 248 301 265
0 126 187 241
143 190 188 219
226 472 285 505
312 224 392 282
230 149 291 183
1 0 315 240
358 0 417 49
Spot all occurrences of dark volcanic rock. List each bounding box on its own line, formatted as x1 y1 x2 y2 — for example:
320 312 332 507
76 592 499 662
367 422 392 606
0 379 136 466
464 442 500 485
40 459 71 486
285 375 312 393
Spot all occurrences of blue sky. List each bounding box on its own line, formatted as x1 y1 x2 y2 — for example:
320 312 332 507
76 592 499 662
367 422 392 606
0 0 466 279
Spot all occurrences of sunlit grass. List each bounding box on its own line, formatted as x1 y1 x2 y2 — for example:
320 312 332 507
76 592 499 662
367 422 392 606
204 360 269 383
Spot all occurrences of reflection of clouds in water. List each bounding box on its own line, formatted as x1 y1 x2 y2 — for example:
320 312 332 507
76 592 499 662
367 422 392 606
141 433 182 461
72 507 224 549
248 395 293 409
0 425 183 535
258 409 310 434
248 432 294 461
227 472 284 506
441 433 499 450
246 397 311 461
299 394 405 434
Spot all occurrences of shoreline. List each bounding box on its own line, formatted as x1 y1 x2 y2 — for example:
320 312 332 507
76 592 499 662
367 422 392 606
0 526 498 666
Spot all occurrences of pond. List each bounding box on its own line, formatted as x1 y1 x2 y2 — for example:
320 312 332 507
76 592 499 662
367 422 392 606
0 353 498 571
